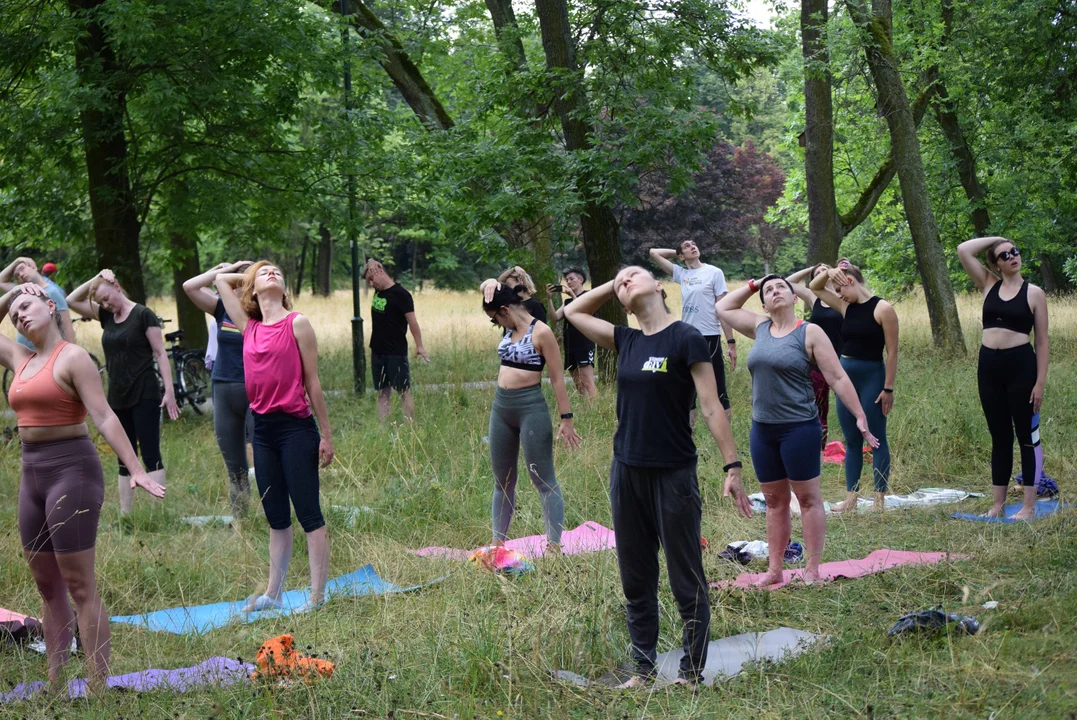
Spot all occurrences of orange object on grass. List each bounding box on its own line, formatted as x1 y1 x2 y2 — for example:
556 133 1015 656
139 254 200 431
250 634 335 682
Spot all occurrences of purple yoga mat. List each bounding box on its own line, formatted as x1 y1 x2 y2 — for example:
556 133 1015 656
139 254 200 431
412 521 616 561
710 549 970 591
1 657 254 703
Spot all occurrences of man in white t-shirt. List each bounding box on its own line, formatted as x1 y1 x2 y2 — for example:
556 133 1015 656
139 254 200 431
649 240 735 419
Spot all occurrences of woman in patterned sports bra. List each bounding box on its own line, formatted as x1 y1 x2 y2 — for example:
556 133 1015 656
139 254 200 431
479 280 581 552
0 283 164 694
958 236 1050 521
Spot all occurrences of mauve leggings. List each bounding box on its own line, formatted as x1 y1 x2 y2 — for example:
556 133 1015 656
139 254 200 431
19 435 104 554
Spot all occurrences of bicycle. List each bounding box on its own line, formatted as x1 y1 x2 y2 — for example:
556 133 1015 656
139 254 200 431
1 316 105 400
155 321 211 415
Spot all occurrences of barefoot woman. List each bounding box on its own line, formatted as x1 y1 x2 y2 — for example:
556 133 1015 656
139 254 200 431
718 275 877 586
1 284 164 692
480 280 581 551
566 267 751 686
957 237 1049 520
215 262 335 613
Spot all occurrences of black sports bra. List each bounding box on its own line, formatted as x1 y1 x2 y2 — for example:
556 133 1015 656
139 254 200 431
983 280 1034 335
841 296 886 361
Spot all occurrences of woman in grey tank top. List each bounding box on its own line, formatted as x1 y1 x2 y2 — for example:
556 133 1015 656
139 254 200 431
718 275 878 587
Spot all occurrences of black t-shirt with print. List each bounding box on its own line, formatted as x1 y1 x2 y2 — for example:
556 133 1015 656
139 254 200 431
370 283 415 357
613 322 710 468
100 304 162 409
212 298 245 383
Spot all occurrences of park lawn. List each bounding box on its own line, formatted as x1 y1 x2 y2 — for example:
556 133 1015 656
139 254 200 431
0 288 1075 718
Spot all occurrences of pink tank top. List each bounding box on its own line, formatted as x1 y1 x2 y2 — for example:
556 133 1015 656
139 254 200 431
243 312 311 417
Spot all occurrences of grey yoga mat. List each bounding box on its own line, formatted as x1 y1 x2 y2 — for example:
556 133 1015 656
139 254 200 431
553 627 822 688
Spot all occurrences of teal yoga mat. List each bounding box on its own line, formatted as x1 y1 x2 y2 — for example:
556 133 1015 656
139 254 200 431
951 499 1067 524
111 564 430 635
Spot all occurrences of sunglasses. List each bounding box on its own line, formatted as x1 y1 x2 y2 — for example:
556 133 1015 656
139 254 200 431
997 247 1020 262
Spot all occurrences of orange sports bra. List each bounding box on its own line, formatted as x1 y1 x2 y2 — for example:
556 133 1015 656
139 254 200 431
7 342 87 427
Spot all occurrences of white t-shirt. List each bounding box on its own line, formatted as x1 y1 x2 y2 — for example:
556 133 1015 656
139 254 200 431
672 263 727 336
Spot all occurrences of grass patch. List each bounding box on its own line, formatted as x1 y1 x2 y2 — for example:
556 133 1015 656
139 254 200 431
1 287 1075 718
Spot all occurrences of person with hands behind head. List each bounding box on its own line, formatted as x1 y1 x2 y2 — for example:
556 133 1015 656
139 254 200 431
719 275 877 587
498 265 547 322
546 267 598 399
808 264 898 512
183 260 255 520
481 279 580 554
786 264 844 445
66 269 177 515
0 257 75 348
565 266 748 688
1 283 164 695
648 241 735 421
215 262 334 615
957 236 1049 521
363 259 428 423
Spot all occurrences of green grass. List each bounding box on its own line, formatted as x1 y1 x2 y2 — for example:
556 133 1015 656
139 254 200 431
1 293 1075 718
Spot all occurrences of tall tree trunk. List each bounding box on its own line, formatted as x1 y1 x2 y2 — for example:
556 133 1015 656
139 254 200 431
846 0 965 354
316 222 333 296
1038 254 1061 294
169 232 209 350
933 0 989 236
295 232 309 297
535 0 625 331
802 0 843 265
68 0 146 303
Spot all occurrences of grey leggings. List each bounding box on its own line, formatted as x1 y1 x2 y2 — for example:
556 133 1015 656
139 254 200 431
212 381 254 516
489 384 564 545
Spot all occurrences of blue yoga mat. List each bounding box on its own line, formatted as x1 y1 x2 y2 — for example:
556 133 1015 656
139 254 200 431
951 499 1067 524
111 564 426 635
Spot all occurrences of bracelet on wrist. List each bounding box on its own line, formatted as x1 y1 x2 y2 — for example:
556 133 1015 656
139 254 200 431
747 279 757 292
882 388 894 393
723 461 743 472
560 412 574 420
727 338 736 345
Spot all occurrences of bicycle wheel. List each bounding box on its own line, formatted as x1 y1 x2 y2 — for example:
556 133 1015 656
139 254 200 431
179 353 210 415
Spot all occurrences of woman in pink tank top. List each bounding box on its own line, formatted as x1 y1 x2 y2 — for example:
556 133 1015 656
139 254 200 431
214 261 334 614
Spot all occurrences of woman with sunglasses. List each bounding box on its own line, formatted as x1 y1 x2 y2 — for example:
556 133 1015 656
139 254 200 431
480 280 581 552
809 264 899 512
957 237 1049 520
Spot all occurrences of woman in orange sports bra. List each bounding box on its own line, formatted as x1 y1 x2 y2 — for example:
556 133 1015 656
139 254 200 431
0 283 165 694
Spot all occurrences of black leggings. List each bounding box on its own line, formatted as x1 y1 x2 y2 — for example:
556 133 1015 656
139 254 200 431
252 411 324 533
113 396 163 476
978 344 1038 487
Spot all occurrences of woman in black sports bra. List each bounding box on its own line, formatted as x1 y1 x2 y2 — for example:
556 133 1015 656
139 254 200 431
958 237 1050 521
479 280 581 552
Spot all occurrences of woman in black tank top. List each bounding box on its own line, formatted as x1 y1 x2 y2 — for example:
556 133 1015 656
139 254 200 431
810 265 899 513
787 265 844 445
957 237 1050 521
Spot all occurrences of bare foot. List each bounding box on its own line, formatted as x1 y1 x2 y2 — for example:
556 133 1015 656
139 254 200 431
1012 507 1036 522
981 505 1005 519
801 568 822 585
615 675 651 690
546 543 562 555
830 500 856 513
753 570 785 587
873 493 886 512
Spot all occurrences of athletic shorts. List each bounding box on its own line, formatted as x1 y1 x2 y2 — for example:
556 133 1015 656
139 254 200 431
749 419 822 483
372 354 410 392
565 348 595 372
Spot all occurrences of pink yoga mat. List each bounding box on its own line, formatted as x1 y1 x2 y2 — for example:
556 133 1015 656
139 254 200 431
822 441 845 464
412 521 615 561
0 608 30 624
710 549 969 591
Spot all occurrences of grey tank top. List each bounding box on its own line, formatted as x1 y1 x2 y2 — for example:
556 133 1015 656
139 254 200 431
746 319 819 424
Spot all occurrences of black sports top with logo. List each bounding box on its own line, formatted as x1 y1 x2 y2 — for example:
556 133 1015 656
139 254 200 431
613 322 710 468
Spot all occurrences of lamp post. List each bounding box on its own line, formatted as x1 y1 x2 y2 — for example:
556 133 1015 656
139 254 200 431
341 0 365 394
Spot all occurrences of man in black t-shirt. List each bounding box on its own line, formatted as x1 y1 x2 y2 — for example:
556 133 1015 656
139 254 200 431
363 260 428 422
547 267 598 399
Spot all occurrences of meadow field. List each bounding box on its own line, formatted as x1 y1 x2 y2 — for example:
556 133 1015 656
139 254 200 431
1 283 1075 718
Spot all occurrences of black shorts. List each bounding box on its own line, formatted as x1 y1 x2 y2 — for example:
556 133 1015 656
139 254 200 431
565 348 595 372
372 354 411 392
691 335 730 410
